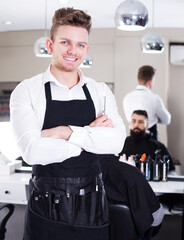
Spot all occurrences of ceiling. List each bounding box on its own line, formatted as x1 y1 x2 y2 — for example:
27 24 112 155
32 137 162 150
1 0 184 33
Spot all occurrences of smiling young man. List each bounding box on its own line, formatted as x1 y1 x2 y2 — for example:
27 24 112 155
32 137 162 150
10 8 125 240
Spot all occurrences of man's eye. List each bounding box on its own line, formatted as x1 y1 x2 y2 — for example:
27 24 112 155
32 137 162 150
61 41 68 45
78 44 85 48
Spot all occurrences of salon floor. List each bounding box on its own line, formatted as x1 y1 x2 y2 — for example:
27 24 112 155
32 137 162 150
3 206 183 240
152 214 182 240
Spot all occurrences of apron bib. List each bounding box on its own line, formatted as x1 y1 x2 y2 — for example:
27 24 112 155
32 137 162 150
24 82 109 240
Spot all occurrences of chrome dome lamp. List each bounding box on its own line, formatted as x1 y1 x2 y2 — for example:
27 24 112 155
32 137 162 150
34 36 51 57
34 0 51 57
141 0 164 54
80 53 93 68
141 32 164 53
114 0 148 31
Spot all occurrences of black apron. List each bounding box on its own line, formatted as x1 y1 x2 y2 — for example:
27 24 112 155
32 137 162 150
23 82 109 240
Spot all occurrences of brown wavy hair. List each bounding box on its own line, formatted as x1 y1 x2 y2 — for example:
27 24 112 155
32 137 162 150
50 8 92 41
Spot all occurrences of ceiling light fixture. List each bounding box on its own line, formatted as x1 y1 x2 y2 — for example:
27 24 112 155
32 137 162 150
3 21 13 25
80 53 93 68
34 0 51 57
58 0 69 3
114 0 148 31
141 0 164 54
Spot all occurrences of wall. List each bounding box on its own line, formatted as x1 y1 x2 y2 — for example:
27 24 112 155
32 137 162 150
0 31 51 82
0 28 184 172
166 29 184 173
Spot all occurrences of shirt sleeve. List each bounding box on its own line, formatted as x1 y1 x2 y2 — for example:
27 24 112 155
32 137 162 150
155 95 171 124
122 94 132 123
68 83 126 155
10 82 81 166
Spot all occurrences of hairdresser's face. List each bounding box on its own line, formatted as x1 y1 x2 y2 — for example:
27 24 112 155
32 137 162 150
130 114 148 132
46 25 89 72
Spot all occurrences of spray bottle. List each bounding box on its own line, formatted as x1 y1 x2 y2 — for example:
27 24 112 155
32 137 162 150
140 153 146 175
161 155 169 182
145 155 152 181
134 154 141 169
153 149 161 181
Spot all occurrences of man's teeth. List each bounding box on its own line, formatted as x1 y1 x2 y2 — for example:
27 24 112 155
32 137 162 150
64 57 77 61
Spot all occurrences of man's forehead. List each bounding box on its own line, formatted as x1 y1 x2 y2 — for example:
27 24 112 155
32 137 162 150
131 114 146 121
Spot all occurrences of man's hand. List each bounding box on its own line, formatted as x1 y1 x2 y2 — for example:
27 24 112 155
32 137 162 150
41 126 72 140
89 114 113 127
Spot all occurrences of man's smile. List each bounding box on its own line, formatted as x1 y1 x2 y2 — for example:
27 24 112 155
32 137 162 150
63 56 78 62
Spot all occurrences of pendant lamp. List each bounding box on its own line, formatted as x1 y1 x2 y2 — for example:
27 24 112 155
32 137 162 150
141 0 164 53
34 0 51 57
114 0 148 31
80 53 93 68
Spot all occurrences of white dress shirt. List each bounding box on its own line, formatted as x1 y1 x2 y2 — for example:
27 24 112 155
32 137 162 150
123 85 171 128
10 67 126 165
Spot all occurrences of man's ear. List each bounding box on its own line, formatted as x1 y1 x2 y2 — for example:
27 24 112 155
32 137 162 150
46 38 53 54
145 121 149 130
148 79 152 88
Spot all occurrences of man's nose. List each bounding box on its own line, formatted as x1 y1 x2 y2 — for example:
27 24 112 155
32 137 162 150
67 43 77 55
134 121 139 128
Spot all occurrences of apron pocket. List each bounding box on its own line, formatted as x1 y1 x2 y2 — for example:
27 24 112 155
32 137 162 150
25 202 109 240
52 194 71 223
73 190 109 227
31 191 52 219
31 191 72 223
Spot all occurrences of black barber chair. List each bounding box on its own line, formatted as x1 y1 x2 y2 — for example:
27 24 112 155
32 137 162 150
109 204 153 240
109 203 139 240
0 203 15 240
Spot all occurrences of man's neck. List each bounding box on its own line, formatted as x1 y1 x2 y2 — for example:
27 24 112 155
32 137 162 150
138 81 152 89
50 65 79 89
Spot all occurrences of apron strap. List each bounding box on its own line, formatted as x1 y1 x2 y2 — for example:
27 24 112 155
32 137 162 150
83 84 93 102
44 82 52 101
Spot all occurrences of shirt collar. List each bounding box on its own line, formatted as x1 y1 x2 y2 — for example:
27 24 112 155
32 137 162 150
42 65 85 88
136 85 150 92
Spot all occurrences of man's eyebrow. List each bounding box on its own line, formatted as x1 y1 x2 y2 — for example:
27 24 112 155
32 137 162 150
76 41 88 45
59 38 87 45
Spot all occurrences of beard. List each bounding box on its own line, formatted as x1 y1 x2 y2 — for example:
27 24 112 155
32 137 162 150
130 128 146 141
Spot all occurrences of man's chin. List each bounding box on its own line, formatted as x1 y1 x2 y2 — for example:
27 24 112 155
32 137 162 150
130 129 146 140
133 130 141 134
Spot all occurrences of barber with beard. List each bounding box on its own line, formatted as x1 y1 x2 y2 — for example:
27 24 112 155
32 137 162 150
120 110 175 171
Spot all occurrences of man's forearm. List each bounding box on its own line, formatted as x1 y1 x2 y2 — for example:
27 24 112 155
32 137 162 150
41 126 73 140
